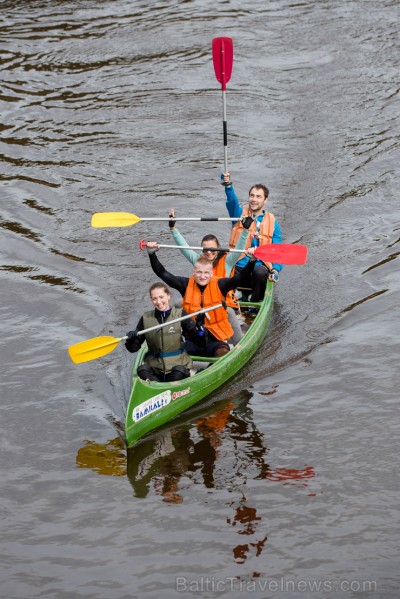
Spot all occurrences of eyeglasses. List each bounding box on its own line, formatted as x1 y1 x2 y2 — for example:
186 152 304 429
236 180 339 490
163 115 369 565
202 247 218 253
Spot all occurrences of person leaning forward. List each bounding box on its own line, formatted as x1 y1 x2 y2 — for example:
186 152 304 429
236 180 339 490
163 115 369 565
222 172 283 302
124 282 198 382
145 242 256 358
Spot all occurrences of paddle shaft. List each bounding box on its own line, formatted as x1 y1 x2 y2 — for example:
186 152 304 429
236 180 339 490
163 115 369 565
117 303 225 342
140 241 308 265
68 304 225 364
119 303 224 341
140 217 238 222
222 81 228 173
135 304 223 335
146 243 236 253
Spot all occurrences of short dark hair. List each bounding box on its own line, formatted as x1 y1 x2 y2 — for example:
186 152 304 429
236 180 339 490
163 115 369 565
249 184 269 199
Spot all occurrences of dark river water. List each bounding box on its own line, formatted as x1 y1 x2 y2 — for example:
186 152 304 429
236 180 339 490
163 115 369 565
1 1 399 598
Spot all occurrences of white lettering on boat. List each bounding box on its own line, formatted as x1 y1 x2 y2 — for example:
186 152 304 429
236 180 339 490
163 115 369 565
133 390 171 422
172 388 190 400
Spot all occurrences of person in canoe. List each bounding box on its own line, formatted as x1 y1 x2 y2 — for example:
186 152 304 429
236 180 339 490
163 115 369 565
124 282 198 382
168 208 254 344
221 172 283 305
145 242 256 358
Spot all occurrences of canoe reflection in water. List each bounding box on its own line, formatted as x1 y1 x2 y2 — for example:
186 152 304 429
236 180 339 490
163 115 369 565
77 390 316 564
126 399 234 504
76 437 126 477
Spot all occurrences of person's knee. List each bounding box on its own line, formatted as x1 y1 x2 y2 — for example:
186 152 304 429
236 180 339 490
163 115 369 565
169 365 190 381
253 265 269 282
214 343 230 358
137 364 159 381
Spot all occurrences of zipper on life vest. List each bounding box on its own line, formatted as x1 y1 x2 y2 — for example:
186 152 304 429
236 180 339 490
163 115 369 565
160 312 166 380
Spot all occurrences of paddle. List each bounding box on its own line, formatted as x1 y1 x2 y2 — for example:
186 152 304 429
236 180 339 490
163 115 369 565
68 304 224 364
212 36 233 173
91 212 240 228
140 240 308 265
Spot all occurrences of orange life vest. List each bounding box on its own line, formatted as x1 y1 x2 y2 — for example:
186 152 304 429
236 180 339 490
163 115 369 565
229 206 275 270
201 253 238 309
182 276 233 342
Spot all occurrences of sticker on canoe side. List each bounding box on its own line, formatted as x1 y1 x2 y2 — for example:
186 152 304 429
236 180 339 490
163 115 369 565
172 387 190 400
133 390 171 423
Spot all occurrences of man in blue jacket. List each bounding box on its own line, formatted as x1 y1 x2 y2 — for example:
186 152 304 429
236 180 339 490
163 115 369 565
222 172 283 303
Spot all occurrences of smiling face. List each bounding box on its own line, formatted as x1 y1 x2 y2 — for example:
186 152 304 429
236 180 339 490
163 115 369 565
202 238 219 263
248 186 268 214
193 261 213 286
150 286 171 312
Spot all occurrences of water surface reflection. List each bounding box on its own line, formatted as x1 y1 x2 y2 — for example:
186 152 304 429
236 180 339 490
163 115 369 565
76 391 316 567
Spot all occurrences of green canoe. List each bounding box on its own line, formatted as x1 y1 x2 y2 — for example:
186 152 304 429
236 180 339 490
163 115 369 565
125 281 274 448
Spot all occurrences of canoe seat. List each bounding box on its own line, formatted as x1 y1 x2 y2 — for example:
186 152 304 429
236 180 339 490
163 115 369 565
189 355 219 363
239 301 262 308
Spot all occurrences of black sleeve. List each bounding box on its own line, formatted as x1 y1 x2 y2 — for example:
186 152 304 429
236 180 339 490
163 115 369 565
125 317 145 353
218 259 256 296
149 253 189 297
181 309 198 343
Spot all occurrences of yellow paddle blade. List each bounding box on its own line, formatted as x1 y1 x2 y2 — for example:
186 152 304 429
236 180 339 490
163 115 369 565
91 212 142 228
68 335 124 364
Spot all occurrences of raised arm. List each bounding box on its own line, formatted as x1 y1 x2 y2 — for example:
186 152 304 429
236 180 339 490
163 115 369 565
168 208 199 266
171 228 200 266
147 245 189 297
223 172 243 222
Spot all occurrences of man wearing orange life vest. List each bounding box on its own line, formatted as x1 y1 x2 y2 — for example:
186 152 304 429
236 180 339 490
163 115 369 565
146 242 256 358
222 172 283 303
168 208 253 345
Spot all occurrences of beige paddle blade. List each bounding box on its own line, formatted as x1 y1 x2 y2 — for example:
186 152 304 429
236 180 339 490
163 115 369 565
91 212 142 228
68 335 124 364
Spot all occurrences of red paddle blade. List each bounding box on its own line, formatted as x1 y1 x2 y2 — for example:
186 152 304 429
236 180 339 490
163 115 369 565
254 244 308 265
212 37 233 91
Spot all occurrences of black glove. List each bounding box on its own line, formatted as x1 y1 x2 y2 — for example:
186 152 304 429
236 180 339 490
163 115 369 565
195 324 207 347
125 330 140 352
241 216 254 230
196 313 205 326
169 211 176 229
195 313 206 338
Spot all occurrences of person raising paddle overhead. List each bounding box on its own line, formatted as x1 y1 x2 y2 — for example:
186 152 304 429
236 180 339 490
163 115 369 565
145 243 256 358
222 172 283 304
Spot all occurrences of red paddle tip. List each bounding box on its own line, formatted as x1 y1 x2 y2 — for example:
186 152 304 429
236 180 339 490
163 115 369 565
139 239 147 251
212 37 234 89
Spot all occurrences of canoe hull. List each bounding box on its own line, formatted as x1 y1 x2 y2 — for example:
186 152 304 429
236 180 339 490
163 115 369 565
125 281 273 448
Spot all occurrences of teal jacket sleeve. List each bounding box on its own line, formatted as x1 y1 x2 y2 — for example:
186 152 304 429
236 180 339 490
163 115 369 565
171 228 200 266
225 229 249 275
